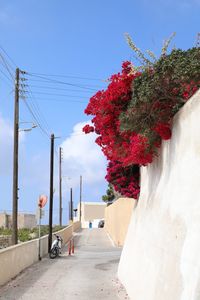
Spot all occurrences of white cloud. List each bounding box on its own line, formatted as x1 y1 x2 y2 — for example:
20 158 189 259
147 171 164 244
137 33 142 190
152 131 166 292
0 117 107 212
61 121 107 190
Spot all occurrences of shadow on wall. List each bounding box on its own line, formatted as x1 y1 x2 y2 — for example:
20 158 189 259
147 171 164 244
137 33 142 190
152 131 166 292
104 197 136 247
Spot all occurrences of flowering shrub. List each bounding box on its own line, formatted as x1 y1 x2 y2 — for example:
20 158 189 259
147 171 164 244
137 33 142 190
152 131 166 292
83 45 200 199
105 161 140 199
120 47 200 159
154 123 171 140
82 124 94 133
83 61 141 198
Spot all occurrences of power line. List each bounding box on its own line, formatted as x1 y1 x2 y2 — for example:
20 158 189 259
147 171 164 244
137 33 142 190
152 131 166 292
0 44 17 69
26 84 93 93
21 72 88 140
0 48 96 144
19 73 53 138
24 97 87 103
0 53 52 142
0 67 13 83
24 91 89 98
0 53 15 81
27 71 107 82
0 71 13 88
20 81 51 139
25 78 105 89
25 73 104 91
20 89 49 134
21 98 50 139
25 86 52 134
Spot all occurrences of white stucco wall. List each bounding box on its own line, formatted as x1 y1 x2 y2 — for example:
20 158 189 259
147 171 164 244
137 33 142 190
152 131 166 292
118 90 200 300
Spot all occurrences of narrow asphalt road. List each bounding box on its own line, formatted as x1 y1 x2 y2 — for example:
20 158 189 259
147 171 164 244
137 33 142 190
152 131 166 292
0 229 129 300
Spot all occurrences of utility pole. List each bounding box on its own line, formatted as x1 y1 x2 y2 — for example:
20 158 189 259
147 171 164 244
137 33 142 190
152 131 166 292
12 68 20 245
70 187 73 222
79 175 82 222
59 147 62 226
48 134 54 252
68 200 71 223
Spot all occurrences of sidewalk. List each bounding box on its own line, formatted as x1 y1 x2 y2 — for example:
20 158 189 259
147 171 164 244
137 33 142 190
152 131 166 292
0 229 129 300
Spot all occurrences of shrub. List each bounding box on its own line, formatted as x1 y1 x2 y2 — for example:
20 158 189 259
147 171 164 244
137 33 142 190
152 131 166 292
83 37 200 199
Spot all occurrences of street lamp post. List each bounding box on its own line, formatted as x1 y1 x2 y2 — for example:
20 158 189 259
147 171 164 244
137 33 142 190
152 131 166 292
12 122 37 245
12 68 37 246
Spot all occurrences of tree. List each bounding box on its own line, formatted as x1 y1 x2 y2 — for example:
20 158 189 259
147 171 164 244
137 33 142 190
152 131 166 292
102 184 115 203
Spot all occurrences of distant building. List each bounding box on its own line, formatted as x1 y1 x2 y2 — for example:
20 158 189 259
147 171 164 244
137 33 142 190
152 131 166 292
0 212 37 229
75 202 106 228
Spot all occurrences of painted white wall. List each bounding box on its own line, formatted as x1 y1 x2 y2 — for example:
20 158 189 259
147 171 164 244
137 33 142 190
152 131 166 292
118 90 200 300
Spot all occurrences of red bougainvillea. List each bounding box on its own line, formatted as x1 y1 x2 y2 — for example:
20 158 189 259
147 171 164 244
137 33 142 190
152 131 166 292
83 47 200 199
181 81 200 100
105 161 140 199
83 61 142 198
153 123 171 140
122 135 153 166
82 124 94 133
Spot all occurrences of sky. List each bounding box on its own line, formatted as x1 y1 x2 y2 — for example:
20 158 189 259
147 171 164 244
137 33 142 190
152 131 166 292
0 0 199 224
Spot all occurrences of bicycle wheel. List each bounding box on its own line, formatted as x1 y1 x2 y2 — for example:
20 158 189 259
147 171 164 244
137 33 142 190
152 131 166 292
49 246 58 259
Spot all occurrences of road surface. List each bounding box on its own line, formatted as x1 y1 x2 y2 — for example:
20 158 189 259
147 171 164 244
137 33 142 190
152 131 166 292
0 228 129 300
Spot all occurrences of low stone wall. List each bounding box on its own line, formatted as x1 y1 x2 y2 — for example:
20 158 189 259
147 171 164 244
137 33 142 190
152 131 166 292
105 198 136 246
0 222 80 286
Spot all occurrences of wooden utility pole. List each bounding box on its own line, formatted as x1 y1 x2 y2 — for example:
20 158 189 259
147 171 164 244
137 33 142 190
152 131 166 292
59 147 62 226
79 175 82 222
70 187 73 222
68 200 71 223
48 134 54 252
12 68 20 245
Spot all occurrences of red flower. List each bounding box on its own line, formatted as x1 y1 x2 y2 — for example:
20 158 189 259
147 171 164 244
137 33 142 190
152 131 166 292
82 124 94 134
154 123 171 140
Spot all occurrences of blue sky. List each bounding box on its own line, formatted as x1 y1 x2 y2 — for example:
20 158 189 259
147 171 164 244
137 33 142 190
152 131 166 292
0 0 199 224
